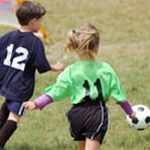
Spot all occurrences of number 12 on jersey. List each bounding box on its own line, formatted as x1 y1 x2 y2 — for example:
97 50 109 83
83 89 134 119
3 44 29 71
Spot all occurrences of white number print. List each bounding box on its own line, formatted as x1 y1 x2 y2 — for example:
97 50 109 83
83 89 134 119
3 44 29 71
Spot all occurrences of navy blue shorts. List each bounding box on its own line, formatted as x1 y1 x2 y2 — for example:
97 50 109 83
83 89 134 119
5 99 25 116
66 99 109 144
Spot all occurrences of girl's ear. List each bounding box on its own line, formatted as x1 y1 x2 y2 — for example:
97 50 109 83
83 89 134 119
94 45 99 54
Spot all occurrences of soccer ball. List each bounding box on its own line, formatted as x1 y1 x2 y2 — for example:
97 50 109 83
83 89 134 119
126 105 150 130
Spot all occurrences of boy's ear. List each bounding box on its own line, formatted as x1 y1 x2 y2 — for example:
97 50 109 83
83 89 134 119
29 18 37 25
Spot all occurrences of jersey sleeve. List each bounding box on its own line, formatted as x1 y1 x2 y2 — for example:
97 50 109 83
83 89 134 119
109 67 126 102
34 39 51 73
45 67 73 102
0 36 5 60
0 37 1 60
117 100 133 115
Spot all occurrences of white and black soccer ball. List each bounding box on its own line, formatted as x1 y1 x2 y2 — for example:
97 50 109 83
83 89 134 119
126 105 150 130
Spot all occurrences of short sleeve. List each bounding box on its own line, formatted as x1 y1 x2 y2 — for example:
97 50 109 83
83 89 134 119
110 69 126 103
34 39 51 73
0 38 1 59
0 36 4 60
45 68 73 101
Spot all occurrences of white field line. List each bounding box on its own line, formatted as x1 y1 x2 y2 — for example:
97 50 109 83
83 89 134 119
100 42 150 51
46 42 150 64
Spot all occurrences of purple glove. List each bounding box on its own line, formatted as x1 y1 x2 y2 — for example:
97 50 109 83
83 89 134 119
35 94 53 110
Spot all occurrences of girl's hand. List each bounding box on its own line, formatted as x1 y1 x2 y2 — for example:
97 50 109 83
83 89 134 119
129 111 136 119
24 102 38 111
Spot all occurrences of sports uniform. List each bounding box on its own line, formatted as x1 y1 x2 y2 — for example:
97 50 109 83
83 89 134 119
46 60 126 104
0 30 51 115
24 24 135 149
36 60 127 143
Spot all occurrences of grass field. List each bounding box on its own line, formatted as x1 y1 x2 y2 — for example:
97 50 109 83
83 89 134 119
0 0 150 150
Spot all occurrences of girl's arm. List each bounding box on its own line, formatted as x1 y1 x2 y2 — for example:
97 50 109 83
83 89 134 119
24 94 53 111
117 100 136 119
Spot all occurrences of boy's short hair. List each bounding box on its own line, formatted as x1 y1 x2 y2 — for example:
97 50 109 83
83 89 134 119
16 1 46 25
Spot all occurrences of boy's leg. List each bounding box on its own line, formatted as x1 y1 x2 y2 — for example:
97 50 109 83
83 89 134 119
0 102 10 129
77 141 85 150
85 138 100 150
0 112 20 148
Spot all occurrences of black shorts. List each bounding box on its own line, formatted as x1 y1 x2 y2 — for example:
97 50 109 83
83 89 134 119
66 99 109 144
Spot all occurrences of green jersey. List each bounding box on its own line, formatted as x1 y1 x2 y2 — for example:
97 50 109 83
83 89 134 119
45 60 126 104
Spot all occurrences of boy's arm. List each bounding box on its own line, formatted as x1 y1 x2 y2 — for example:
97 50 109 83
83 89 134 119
51 62 64 72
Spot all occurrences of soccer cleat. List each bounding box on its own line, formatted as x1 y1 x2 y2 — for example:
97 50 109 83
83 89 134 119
0 122 2 130
0 146 3 150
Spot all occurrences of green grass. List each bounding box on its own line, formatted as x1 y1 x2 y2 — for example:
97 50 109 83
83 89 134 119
0 0 150 150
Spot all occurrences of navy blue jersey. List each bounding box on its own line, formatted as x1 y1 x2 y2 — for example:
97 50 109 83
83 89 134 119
0 30 51 102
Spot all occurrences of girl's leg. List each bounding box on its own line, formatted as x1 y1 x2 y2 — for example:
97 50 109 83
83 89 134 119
77 140 85 150
85 138 100 150
0 112 21 148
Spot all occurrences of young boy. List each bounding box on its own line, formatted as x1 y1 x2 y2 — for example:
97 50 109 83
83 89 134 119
0 1 63 149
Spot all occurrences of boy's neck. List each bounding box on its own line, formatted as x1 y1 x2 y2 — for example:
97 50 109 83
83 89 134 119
19 26 33 33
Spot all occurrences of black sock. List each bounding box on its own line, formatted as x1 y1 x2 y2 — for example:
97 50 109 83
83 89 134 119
0 120 17 148
0 102 10 129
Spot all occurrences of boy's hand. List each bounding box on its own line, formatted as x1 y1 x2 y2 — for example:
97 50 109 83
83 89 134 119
51 62 65 72
24 102 38 111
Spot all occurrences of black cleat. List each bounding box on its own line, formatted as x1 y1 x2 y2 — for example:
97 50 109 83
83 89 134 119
0 146 3 150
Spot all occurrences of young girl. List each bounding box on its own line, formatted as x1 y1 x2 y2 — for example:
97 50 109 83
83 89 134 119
24 24 135 150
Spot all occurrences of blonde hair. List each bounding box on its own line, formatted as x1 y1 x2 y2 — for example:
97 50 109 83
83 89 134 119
66 24 99 60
